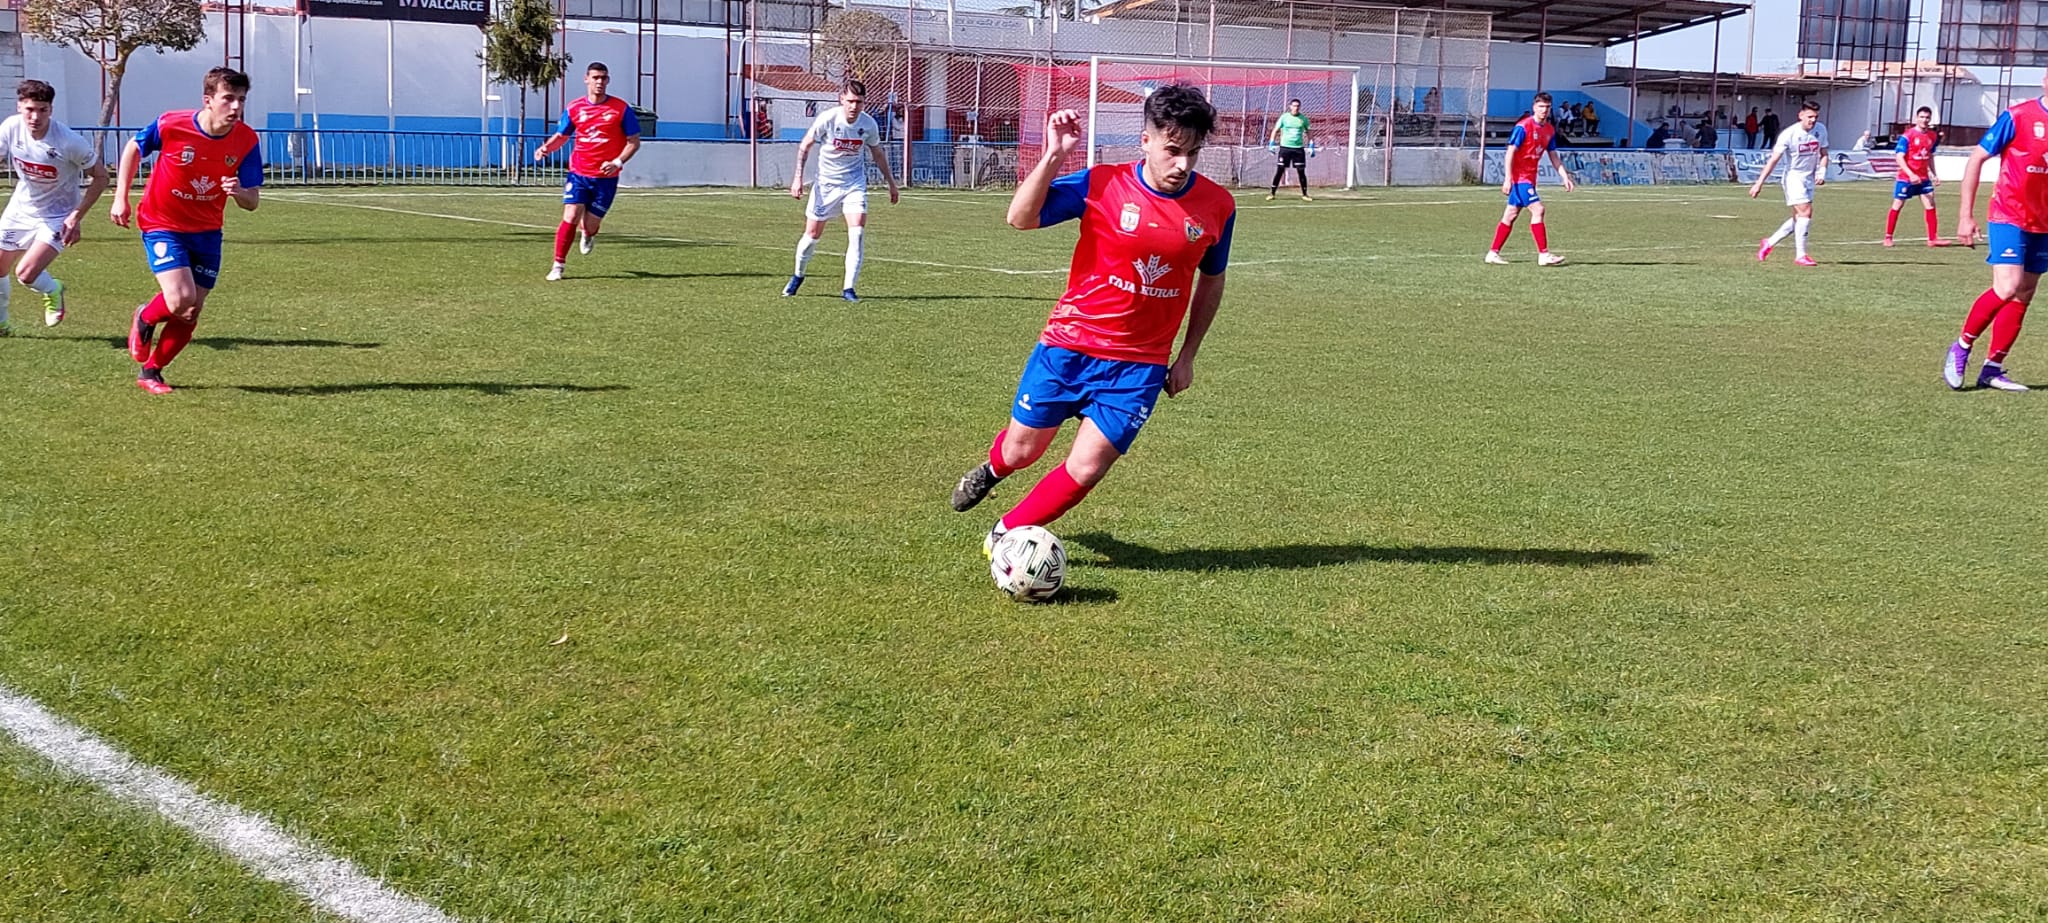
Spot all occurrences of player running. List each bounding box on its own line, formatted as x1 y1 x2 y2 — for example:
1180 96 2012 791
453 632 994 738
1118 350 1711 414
1886 106 1946 248
109 67 262 395
1944 75 2048 392
1266 98 1314 202
1485 92 1574 266
784 79 899 303
0 79 105 335
1751 101 1828 266
947 86 1236 554
533 62 641 281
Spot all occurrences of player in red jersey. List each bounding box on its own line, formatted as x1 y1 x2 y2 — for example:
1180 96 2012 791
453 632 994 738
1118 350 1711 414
1886 106 1946 248
1486 92 1574 266
109 67 261 395
948 85 1236 554
1945 74 2048 392
533 62 641 281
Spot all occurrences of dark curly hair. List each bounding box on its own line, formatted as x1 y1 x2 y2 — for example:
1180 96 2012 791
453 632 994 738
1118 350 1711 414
1143 84 1215 143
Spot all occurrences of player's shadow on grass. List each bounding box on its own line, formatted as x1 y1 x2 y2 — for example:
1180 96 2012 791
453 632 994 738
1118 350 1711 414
43 335 382 351
610 269 777 280
883 294 1052 303
1069 532 1653 571
222 382 629 396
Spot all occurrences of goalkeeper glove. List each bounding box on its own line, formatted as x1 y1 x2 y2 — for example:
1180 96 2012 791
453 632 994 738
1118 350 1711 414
1308 142 1319 158
1267 142 1279 154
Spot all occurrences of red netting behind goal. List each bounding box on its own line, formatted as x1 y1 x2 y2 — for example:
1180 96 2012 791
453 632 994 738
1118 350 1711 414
1016 61 1358 188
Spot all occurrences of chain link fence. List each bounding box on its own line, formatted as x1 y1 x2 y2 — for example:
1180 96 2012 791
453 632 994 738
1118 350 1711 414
787 0 1489 189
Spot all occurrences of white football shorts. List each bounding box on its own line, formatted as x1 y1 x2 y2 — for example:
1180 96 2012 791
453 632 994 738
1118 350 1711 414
807 183 869 222
1782 171 1818 207
0 210 66 253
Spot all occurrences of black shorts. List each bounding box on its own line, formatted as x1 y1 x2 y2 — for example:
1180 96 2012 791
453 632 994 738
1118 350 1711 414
1276 146 1307 167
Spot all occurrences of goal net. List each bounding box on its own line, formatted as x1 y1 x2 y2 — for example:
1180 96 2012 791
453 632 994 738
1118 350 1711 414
1017 57 1363 190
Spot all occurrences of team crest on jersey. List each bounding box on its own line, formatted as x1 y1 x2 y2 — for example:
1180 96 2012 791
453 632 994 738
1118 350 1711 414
1183 216 1203 242
2035 120 2045 140
1120 202 1141 232
224 154 238 168
176 146 195 166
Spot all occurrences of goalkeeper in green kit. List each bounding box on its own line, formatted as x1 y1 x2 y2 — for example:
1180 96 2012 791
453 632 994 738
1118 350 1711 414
1267 98 1315 201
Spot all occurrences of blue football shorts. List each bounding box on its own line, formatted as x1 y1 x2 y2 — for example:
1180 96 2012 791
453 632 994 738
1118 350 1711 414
1507 182 1541 207
1009 343 1169 455
140 229 223 289
1894 179 1934 200
563 173 620 217
1985 222 2048 274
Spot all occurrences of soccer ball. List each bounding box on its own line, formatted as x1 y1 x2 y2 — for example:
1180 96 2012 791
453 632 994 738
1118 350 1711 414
990 526 1066 603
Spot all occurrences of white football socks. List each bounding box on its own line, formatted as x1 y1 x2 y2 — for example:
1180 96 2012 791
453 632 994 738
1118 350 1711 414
0 275 10 325
844 226 865 291
1768 218 1796 246
1793 217 1811 258
794 234 820 276
22 271 57 295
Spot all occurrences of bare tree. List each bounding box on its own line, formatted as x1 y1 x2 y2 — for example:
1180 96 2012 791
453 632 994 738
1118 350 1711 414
817 8 902 87
22 0 206 128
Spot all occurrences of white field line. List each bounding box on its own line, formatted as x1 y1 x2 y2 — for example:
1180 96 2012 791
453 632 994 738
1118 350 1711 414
0 683 460 923
275 195 1066 276
275 193 1909 275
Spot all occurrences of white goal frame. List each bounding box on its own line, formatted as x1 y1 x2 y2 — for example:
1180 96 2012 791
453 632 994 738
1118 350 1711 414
1085 54 1365 190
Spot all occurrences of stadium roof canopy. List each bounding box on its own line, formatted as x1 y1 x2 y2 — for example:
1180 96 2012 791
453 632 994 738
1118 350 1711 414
1088 0 1751 47
1583 67 1873 94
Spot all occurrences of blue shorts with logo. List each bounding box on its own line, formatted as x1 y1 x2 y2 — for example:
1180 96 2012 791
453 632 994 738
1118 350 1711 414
1507 182 1541 207
1986 222 2048 274
563 173 620 216
1010 343 1169 455
140 230 224 289
1894 179 1934 199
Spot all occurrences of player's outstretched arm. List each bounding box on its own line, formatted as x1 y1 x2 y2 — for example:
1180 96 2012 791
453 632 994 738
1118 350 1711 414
1956 147 1992 245
1167 271 1225 398
869 141 900 204
532 131 569 163
1748 149 1783 198
224 174 258 212
602 135 641 177
1007 109 1083 230
108 139 142 227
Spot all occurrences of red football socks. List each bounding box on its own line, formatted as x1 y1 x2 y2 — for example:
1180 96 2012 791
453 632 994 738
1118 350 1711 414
1987 299 2031 364
998 463 1094 530
1961 288 2007 345
553 221 574 262
1489 222 1513 252
1531 222 1549 252
148 313 199 370
988 429 1017 477
140 293 172 325
1886 209 1901 237
1924 208 1940 241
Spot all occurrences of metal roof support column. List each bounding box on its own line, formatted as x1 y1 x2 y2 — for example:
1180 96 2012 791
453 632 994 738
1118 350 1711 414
1710 15 1721 146
1536 6 1547 94
1628 13 1639 146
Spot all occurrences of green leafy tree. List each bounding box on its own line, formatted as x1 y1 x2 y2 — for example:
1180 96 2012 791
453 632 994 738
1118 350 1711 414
22 0 206 128
481 0 570 151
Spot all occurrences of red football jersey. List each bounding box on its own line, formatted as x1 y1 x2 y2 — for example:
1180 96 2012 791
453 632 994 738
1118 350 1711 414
1508 116 1556 184
555 96 640 177
136 110 262 234
1038 162 1237 365
1984 99 2048 233
1895 125 1938 180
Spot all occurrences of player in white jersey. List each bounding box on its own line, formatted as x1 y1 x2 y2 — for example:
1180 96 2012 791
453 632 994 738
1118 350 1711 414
784 79 899 303
1748 101 1829 266
0 79 106 334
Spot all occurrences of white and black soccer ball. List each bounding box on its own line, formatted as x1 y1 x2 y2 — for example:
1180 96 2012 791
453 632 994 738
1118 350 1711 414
990 526 1066 603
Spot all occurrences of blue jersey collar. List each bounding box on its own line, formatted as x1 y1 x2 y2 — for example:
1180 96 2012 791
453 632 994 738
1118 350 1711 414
190 111 234 140
1132 160 1198 200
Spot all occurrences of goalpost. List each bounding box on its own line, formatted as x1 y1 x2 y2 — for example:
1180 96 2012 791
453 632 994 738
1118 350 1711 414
1075 55 1365 190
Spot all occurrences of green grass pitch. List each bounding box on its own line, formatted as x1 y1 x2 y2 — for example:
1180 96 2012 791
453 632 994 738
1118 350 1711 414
1 181 2044 921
